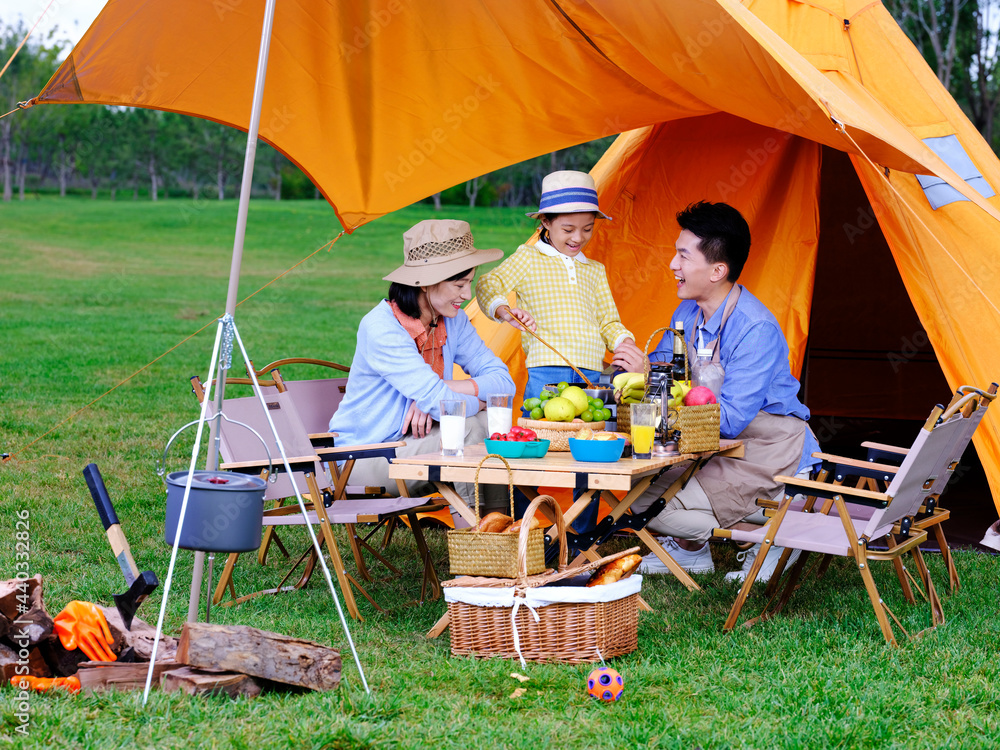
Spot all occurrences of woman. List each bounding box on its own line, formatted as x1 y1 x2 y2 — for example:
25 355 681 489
330 219 515 515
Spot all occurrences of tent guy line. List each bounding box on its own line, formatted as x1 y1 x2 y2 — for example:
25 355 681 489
2 234 345 464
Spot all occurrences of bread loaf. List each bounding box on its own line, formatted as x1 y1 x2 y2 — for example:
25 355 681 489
586 553 643 587
476 512 513 533
504 516 541 534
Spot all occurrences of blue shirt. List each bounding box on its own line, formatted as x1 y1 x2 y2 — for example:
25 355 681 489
329 300 515 447
649 286 820 474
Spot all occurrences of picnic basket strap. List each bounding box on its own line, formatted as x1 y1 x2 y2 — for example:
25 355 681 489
517 494 567 581
472 453 515 529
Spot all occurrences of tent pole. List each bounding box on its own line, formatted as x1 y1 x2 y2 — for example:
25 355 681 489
187 0 278 623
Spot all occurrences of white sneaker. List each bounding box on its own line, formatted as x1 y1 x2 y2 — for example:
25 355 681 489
638 536 715 575
981 521 1000 552
724 543 800 584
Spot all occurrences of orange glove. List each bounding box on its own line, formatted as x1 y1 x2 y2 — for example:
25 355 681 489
53 601 117 662
9 675 81 694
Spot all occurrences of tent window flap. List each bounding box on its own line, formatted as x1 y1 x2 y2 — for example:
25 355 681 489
916 134 995 210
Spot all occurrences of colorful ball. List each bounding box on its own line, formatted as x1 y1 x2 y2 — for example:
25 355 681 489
586 667 624 701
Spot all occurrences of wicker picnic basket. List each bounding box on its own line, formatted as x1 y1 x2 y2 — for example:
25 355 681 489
627 326 720 454
516 417 605 451
447 454 546 578
444 494 642 664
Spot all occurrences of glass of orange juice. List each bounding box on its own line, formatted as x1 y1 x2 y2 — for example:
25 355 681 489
630 403 657 459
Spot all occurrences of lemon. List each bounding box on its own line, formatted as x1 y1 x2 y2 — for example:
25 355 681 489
542 396 575 422
560 385 590 416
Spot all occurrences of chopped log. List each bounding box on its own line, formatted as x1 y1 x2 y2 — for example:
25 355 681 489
8 606 54 648
1 646 51 681
161 666 264 698
177 623 341 691
97 606 177 662
76 660 178 692
0 612 9 642
0 576 42 621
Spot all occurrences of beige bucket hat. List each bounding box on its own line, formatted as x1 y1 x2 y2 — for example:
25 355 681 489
526 170 611 220
383 219 502 287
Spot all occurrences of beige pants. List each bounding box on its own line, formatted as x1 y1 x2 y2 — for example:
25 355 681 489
634 465 810 544
342 411 508 517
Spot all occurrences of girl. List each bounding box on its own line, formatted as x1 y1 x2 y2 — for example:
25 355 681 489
476 170 643 404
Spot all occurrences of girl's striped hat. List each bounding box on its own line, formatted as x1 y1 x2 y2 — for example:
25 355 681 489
527 170 611 220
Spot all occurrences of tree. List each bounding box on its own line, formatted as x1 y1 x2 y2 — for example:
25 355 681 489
0 23 63 201
889 0 972 90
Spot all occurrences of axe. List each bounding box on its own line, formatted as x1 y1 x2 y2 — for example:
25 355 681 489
83 463 159 630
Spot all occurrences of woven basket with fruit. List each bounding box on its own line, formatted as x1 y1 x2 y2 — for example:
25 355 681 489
518 382 611 451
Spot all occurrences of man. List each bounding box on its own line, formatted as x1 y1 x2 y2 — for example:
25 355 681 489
624 201 821 583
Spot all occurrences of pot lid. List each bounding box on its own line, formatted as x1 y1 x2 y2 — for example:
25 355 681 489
165 470 266 491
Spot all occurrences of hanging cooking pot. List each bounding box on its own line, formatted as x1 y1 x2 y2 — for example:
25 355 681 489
158 417 271 553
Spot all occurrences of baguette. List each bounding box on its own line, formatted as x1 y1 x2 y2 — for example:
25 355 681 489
476 512 513 533
505 516 541 534
586 553 643 587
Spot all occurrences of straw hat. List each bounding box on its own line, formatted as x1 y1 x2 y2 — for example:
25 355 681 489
383 219 502 287
526 170 611 220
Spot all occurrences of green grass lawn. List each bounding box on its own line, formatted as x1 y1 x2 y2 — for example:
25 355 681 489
1 197 999 749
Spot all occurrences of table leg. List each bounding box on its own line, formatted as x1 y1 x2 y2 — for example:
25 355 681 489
635 528 701 592
427 611 450 639
434 482 478 527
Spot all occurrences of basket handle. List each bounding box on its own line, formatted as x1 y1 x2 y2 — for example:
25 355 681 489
472 453 515 529
642 326 689 382
517 494 567 582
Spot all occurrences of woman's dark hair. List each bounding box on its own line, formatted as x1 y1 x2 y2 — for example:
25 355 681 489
676 201 751 282
388 268 474 319
537 211 597 244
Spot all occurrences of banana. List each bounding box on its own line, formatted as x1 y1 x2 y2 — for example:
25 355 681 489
613 372 646 391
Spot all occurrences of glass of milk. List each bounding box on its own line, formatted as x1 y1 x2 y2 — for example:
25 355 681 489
486 393 514 437
439 399 466 457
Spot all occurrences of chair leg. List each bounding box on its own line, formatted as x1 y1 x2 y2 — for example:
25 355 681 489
931 524 960 594
345 523 374 582
911 547 945 629
212 552 241 605
856 548 898 646
406 511 441 603
723 537 776 631
884 533 918 604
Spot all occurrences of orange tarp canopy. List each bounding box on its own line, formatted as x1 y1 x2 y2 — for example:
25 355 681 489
31 0 1000 512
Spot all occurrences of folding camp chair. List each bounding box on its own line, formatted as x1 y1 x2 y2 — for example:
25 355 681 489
711 396 982 645
233 357 447 566
190 386 441 620
757 384 996 594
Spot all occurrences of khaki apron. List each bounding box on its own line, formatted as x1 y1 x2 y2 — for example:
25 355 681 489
691 286 809 528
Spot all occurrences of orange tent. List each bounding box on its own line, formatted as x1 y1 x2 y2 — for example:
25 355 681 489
28 0 1000 513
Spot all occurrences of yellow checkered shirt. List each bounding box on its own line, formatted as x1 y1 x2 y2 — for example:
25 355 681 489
476 242 633 371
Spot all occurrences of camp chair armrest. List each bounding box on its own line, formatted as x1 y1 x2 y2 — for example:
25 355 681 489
773 474 889 508
222 455 321 473
812 452 900 484
860 440 908 463
317 441 405 462
308 431 338 449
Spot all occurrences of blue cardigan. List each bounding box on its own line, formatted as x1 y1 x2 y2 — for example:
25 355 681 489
329 300 515 447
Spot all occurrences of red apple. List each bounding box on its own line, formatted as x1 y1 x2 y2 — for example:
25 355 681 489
684 385 717 406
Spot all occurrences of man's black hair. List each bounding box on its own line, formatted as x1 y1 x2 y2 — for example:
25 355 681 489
676 201 751 282
388 269 474 319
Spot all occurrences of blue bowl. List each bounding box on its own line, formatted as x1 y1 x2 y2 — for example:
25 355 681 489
568 437 626 463
484 439 550 459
